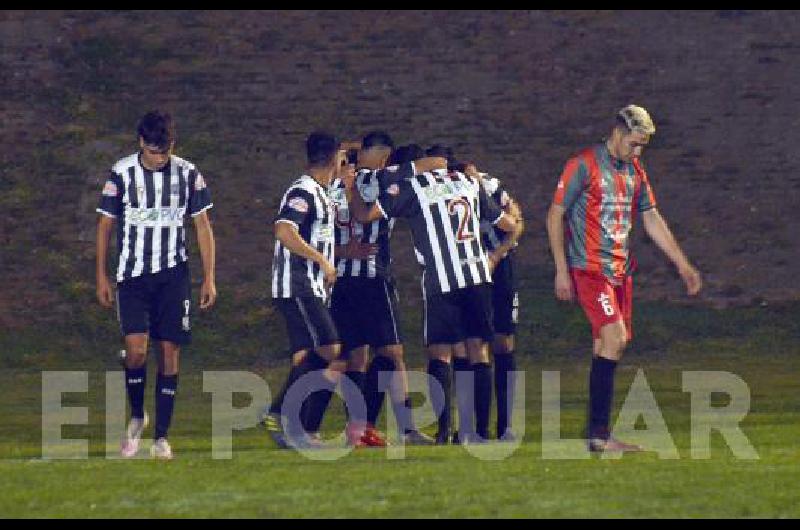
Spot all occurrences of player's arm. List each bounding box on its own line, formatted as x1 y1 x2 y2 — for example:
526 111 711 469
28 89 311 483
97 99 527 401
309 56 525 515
96 172 122 308
546 202 572 301
642 208 702 295
347 157 448 223
489 196 524 269
193 211 217 309
276 221 337 286
96 215 115 308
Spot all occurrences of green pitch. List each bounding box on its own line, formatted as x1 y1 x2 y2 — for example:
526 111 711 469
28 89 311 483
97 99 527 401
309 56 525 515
1 347 797 518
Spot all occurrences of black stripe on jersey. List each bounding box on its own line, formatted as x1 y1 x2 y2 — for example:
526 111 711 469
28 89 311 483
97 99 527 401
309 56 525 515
142 168 155 274
160 162 172 272
469 191 489 284
178 165 187 209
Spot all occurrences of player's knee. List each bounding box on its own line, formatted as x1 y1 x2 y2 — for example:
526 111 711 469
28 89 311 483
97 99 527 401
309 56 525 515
493 335 514 355
317 343 341 362
347 348 369 372
378 344 404 362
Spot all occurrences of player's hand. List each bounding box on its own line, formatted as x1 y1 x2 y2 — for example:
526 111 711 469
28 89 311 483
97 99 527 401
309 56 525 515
555 270 573 301
200 279 217 309
346 239 379 260
340 164 357 190
96 275 115 308
322 260 337 288
463 163 480 179
488 251 502 273
679 264 702 296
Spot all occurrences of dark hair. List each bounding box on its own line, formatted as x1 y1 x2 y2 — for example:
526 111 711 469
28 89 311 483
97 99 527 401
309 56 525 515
425 144 454 162
362 130 394 150
615 114 631 133
389 144 425 165
137 110 175 150
306 131 339 167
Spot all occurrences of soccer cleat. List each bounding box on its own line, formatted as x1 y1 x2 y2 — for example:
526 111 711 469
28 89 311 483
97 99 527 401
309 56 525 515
402 430 435 446
260 410 290 450
120 412 149 458
150 437 173 460
450 430 460 445
498 431 518 443
360 425 389 447
588 436 643 453
288 431 326 450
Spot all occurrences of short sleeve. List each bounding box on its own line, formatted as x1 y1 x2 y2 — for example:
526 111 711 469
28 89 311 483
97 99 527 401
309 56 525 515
188 169 213 216
276 187 316 228
634 160 657 213
97 171 123 218
553 156 588 210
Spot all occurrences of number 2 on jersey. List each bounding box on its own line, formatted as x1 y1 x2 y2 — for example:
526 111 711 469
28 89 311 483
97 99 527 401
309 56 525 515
447 198 475 242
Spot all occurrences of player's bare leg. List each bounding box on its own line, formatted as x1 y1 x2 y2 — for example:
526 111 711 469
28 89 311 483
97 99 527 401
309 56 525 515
120 333 149 458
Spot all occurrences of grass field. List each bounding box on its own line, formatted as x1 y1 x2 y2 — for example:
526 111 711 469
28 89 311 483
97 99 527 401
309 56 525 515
1 333 798 517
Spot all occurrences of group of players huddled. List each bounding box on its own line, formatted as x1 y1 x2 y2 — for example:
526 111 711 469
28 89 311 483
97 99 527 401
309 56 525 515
264 131 523 448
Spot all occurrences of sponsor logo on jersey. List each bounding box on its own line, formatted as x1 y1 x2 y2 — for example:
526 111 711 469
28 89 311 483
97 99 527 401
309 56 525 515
287 197 309 213
102 180 118 197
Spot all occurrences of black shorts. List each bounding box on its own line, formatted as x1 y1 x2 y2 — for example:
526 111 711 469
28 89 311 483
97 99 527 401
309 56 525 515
330 277 402 355
423 283 494 346
116 262 192 345
491 256 519 336
273 297 340 354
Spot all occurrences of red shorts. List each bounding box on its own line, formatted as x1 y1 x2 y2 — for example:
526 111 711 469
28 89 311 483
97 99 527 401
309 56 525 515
570 269 633 340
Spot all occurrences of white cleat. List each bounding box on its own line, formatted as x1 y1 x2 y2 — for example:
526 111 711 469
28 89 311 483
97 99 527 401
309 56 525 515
150 437 174 460
120 412 149 458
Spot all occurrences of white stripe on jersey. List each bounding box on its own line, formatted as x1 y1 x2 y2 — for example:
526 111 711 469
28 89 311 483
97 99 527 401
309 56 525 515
308 188 323 299
410 176 450 293
131 163 146 278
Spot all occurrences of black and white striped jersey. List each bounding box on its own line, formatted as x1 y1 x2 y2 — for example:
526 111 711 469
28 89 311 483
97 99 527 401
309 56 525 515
96 153 213 283
272 175 335 301
329 162 415 280
376 169 505 295
479 175 513 253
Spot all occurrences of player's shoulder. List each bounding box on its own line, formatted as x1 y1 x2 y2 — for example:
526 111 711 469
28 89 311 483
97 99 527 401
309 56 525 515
570 146 599 164
481 174 502 195
287 175 320 195
169 154 197 173
111 153 139 175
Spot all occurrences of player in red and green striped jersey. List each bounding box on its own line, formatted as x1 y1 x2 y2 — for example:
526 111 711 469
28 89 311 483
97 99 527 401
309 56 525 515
547 105 702 453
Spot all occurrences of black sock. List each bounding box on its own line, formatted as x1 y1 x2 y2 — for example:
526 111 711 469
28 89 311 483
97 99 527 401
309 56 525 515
494 352 516 438
366 355 395 426
453 357 473 439
154 374 178 440
124 365 147 419
427 359 452 438
588 356 618 439
342 370 366 424
270 351 329 418
473 362 492 440
303 377 336 434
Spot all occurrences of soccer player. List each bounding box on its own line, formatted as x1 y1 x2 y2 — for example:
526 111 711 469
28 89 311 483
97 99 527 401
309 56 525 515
546 105 702 453
263 132 343 449
329 135 443 446
464 163 525 441
96 110 217 460
352 146 518 444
